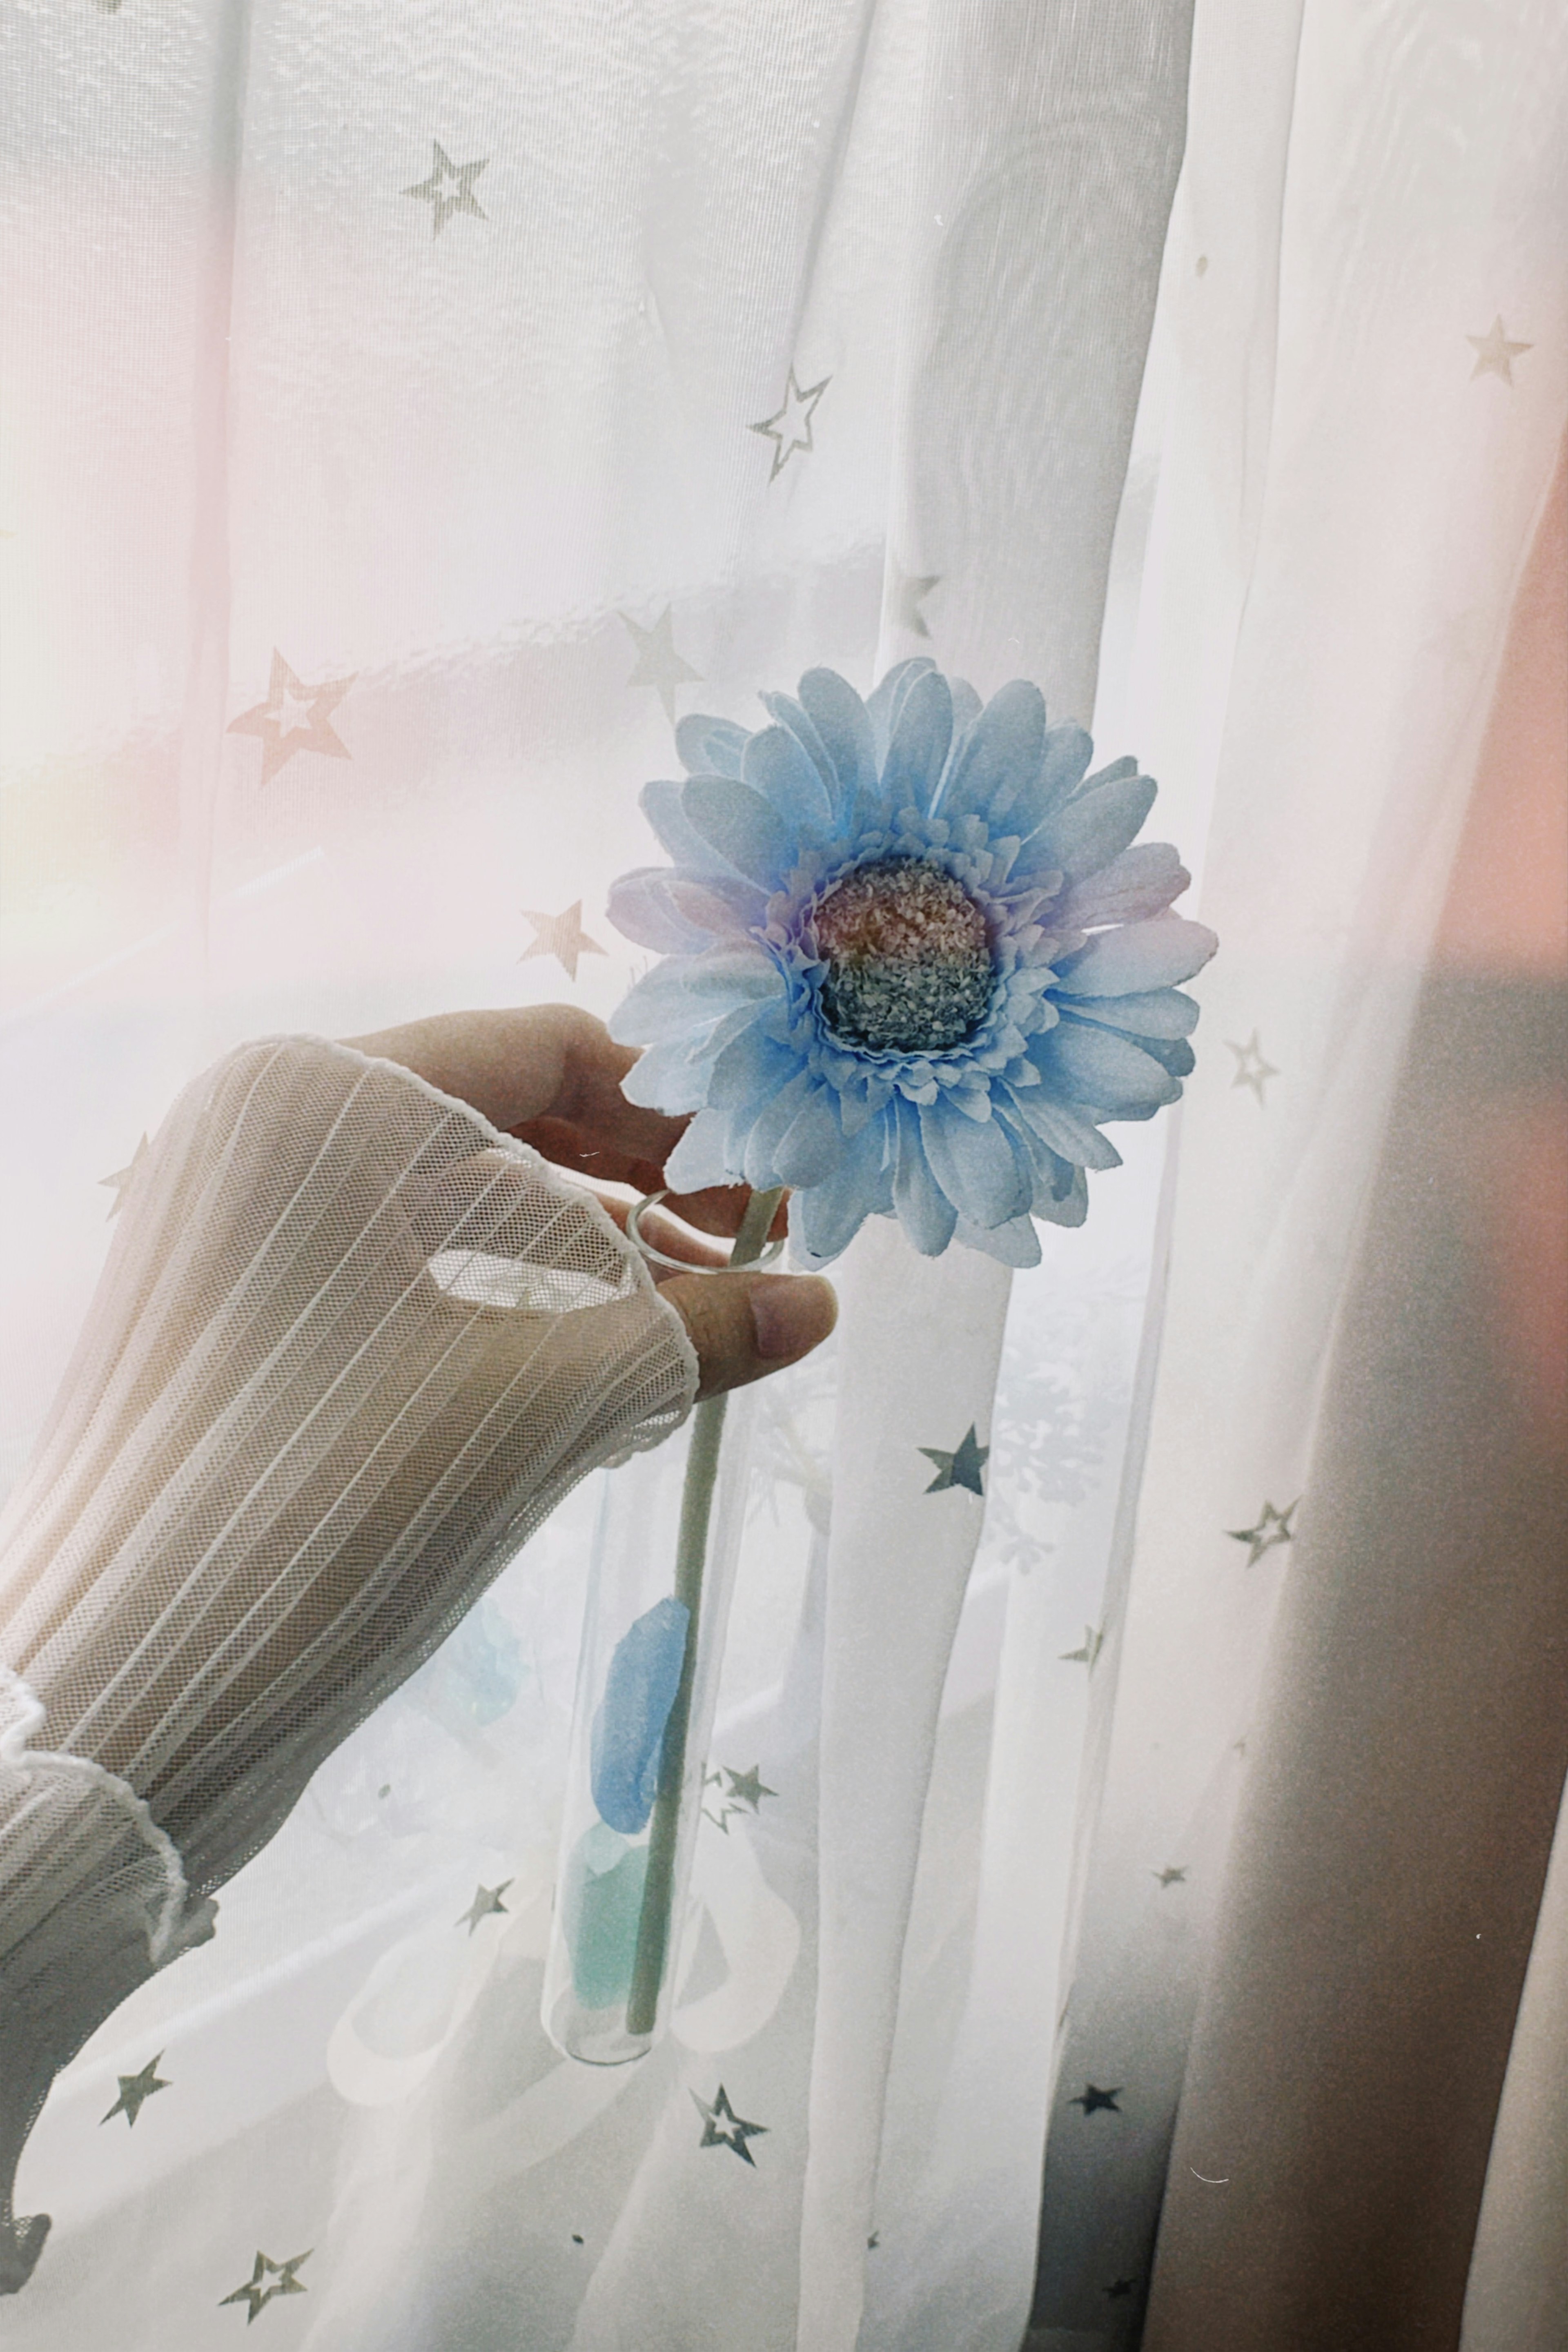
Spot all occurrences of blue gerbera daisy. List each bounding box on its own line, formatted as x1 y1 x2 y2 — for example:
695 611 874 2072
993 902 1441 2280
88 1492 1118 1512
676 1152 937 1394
608 660 1217 1268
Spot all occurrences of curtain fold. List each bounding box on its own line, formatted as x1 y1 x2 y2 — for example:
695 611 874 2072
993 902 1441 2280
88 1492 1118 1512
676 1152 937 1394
1027 1 1568 2339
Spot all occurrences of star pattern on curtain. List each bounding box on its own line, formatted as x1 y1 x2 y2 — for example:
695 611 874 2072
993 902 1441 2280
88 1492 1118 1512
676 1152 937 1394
1226 1497 1298 1567
403 141 488 236
99 1134 149 1218
1466 314 1531 385
1060 1625 1104 1667
1105 2276 1138 2300
749 367 829 480
228 652 354 787
1152 1865 1187 1889
621 607 701 724
218 2249 311 2321
692 2085 767 2165
519 902 606 982
1068 2084 1123 2117
1225 1030 1278 1103
919 1425 989 1495
456 1880 512 1935
100 2056 169 2128
704 1763 777 1833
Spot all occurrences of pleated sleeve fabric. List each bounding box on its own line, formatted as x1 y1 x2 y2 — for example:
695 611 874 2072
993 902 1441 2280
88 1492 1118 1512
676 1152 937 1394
0 1037 696 2285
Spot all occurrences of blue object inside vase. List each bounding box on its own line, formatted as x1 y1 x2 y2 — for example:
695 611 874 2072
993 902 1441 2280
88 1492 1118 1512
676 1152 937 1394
563 1823 650 2009
590 1595 691 1834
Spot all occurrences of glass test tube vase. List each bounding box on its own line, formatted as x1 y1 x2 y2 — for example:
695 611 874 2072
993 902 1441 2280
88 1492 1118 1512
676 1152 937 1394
541 1189 779 2065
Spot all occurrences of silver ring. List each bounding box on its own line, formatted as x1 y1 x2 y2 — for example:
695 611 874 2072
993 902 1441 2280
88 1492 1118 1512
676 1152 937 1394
626 1189 787 1274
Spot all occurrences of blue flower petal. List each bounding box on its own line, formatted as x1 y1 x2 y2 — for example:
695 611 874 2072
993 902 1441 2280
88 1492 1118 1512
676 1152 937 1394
618 1034 716 1114
794 1119 891 1262
1035 1016 1182 1114
1040 722 1096 802
641 779 737 875
798 668 877 815
1060 841 1189 927
676 714 750 779
934 679 1046 824
610 949 782 1047
866 657 937 760
1006 1085 1123 1170
590 1596 690 1835
1022 768 1157 883
881 666 954 814
949 678 983 738
739 1066 818 1185
668 873 770 937
1035 1160 1089 1227
743 723 834 838
1055 912 1217 996
952 1211 1042 1266
664 1107 737 1189
771 1083 846 1188
706 1021 797 1113
608 868 715 953
997 722 1096 851
1138 1035 1197 1080
1065 985 1200 1041
760 691 838 801
682 775 793 889
918 1098 1031 1227
892 1098 958 1255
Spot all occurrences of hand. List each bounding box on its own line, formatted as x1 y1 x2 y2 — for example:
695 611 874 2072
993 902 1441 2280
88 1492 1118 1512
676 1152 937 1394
342 1007 837 1400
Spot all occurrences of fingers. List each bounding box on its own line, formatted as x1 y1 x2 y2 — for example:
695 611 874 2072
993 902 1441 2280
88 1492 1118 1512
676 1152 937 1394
661 1183 791 1243
593 1194 730 1273
345 1007 686 1166
344 1007 788 1243
659 1272 837 1401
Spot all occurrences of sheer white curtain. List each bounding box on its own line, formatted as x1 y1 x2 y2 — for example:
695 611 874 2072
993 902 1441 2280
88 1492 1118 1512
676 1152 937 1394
0 2 1563 2350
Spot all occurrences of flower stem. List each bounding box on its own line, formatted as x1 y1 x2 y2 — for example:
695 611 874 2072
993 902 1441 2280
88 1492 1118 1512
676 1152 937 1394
624 1185 784 2039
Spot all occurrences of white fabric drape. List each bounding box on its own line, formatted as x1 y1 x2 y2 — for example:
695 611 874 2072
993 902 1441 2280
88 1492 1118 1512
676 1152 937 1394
1027 2 1568 2338
2 2 1564 2348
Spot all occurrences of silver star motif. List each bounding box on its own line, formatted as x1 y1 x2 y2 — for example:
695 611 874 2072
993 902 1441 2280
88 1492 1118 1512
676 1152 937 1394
1226 1498 1298 1567
101 2054 169 2127
1069 2082 1123 2117
519 901 607 983
403 141 488 237
621 607 702 725
749 367 829 481
219 2249 311 2322
1060 1626 1104 1668
100 1134 149 1218
456 1879 512 1936
1152 1866 1188 1889
1467 315 1531 386
919 1425 989 1497
887 564 940 639
228 651 354 787
1226 1030 1279 1104
722 1765 775 1814
692 2084 768 2165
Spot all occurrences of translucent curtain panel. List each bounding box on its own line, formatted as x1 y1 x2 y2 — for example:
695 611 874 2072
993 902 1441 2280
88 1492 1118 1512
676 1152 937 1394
2 1 1565 2348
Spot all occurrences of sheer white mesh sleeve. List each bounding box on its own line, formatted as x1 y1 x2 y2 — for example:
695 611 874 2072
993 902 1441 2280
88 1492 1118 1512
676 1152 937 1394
0 1036 697 2286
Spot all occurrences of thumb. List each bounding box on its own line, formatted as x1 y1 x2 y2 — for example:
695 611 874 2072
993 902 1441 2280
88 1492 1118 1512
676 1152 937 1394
660 1271 837 1401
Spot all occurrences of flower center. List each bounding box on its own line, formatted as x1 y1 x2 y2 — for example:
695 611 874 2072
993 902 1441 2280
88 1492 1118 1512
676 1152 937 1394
812 858 994 1052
